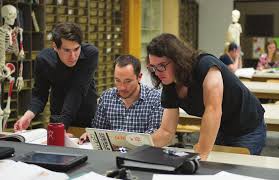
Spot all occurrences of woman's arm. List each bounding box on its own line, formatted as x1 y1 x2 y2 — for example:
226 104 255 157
195 67 223 160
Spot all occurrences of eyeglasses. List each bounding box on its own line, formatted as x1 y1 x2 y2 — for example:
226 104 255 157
147 62 171 73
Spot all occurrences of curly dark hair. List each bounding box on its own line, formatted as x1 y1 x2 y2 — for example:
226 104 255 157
146 33 201 88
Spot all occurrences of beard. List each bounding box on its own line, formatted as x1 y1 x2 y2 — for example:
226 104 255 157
117 85 139 100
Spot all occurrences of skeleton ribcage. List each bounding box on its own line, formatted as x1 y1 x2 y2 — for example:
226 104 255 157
0 28 19 69
0 27 19 55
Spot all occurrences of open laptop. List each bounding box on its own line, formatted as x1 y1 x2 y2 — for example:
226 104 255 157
86 128 154 151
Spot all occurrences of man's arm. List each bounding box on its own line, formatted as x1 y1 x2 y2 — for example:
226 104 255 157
227 58 239 72
60 46 98 129
14 57 50 130
194 67 223 160
151 108 179 147
29 56 50 115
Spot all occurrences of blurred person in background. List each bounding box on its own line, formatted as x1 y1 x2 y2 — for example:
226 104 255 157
257 39 279 70
219 42 241 73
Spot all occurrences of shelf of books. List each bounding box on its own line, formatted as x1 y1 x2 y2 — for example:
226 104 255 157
1 0 124 131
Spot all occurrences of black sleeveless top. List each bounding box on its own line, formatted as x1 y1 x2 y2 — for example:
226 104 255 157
161 54 264 136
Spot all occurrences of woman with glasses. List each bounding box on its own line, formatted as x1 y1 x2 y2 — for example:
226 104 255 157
146 33 266 160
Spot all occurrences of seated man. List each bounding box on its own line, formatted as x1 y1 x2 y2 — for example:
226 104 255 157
79 55 163 143
219 42 241 73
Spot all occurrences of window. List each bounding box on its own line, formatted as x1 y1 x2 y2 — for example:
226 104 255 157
141 0 162 59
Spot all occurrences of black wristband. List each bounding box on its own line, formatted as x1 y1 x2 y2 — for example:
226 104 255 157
161 83 179 108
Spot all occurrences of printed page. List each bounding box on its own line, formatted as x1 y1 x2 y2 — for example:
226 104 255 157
215 171 266 180
72 171 117 180
17 128 47 144
235 68 255 78
65 137 92 149
0 159 68 180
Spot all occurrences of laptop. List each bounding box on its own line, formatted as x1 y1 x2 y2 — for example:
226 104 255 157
86 128 154 152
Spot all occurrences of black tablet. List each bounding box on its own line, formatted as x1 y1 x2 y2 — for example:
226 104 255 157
0 147 15 159
17 151 88 172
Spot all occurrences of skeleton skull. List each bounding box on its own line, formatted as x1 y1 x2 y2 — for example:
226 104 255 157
1 5 17 26
232 9 240 23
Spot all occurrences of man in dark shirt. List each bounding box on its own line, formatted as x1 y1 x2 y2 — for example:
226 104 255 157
146 33 265 160
219 42 241 72
14 22 98 130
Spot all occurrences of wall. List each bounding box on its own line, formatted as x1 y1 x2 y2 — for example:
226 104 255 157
141 0 179 87
197 0 234 56
162 0 179 36
236 1 279 37
142 0 235 86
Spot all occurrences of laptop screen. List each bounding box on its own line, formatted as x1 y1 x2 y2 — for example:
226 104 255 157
86 128 154 151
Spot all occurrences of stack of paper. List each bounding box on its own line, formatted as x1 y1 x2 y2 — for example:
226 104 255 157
0 160 68 180
153 171 265 180
235 68 255 78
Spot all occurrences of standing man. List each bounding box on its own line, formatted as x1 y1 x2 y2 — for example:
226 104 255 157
14 22 98 130
79 55 163 143
219 42 241 73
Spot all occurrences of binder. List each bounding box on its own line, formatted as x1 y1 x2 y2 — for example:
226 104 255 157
0 147 15 159
116 145 200 174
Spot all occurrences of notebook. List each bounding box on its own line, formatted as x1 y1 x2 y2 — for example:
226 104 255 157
86 128 154 151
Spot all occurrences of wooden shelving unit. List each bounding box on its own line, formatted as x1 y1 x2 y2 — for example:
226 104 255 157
1 0 124 130
179 0 198 49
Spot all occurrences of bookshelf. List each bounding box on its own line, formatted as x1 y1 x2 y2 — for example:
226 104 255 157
1 0 124 130
0 0 45 130
179 0 198 49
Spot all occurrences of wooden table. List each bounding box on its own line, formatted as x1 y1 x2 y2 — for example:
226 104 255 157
262 104 279 131
178 103 279 132
167 147 279 170
242 81 279 100
251 70 279 82
237 68 279 82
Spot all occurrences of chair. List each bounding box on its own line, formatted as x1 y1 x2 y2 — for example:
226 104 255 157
67 127 86 137
212 145 250 155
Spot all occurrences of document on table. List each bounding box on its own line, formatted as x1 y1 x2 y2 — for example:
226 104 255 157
235 68 255 78
64 136 92 149
0 160 68 180
72 171 117 180
152 171 265 180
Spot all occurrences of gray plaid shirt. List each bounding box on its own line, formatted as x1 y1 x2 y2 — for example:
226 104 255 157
91 84 163 133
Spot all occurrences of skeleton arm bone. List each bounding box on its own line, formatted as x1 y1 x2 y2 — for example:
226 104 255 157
16 27 24 91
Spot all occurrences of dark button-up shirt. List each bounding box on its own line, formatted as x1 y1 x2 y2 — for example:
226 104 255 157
29 43 98 129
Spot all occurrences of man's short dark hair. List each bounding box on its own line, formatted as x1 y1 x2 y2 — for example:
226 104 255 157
114 55 141 76
228 42 238 52
52 22 83 48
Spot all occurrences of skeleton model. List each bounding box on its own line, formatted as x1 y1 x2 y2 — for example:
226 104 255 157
0 5 24 132
226 9 242 47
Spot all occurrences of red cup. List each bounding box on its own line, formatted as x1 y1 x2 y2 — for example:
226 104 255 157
47 123 65 146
